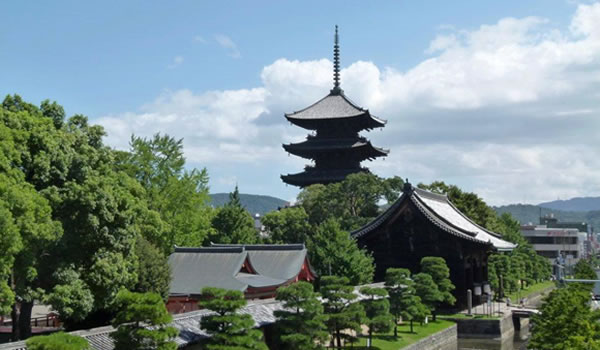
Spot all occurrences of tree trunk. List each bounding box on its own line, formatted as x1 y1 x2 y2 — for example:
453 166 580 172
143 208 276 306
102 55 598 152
336 329 342 348
410 320 414 333
11 301 21 341
18 301 33 339
394 323 397 338
432 309 437 322
368 328 372 348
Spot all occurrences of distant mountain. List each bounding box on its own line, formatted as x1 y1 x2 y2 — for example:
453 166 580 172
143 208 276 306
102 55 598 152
494 203 600 230
209 193 289 216
538 197 600 212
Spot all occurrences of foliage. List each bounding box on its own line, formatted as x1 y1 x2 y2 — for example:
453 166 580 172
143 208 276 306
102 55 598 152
420 257 456 310
413 273 443 317
262 206 312 244
298 173 404 231
133 236 171 299
320 276 364 347
210 186 260 244
199 287 267 350
359 286 393 345
530 286 600 350
110 290 178 350
118 133 213 251
275 281 328 350
573 259 597 293
384 268 428 335
46 268 93 323
307 218 374 285
26 332 89 350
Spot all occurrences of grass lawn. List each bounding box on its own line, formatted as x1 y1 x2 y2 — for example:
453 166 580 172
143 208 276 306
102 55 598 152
506 280 555 302
340 319 454 350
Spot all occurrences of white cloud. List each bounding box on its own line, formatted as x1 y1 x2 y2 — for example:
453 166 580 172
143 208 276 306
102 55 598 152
167 56 184 69
98 3 600 205
214 34 241 58
193 35 206 43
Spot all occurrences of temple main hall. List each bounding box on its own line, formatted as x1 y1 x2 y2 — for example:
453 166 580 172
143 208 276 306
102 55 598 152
281 26 388 187
352 183 516 306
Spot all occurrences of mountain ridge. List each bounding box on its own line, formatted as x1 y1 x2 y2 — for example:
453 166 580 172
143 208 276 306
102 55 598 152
209 193 289 216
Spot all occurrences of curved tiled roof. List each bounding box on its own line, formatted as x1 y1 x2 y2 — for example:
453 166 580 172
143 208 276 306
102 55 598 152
285 92 386 126
351 185 516 251
168 247 248 294
211 243 310 281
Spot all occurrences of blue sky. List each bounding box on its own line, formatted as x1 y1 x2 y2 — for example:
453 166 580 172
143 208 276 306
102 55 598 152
2 1 600 206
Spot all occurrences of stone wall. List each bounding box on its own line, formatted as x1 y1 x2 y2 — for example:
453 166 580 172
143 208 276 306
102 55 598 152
452 314 514 339
402 324 457 350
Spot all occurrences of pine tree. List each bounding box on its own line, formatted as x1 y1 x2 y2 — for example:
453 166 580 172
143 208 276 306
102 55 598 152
110 290 178 350
385 268 428 334
420 257 456 319
360 286 393 345
26 332 89 350
199 287 267 350
275 282 328 350
413 273 443 317
320 276 365 347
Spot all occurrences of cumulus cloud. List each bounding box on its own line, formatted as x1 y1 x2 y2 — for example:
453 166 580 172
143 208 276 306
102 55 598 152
214 34 241 58
97 3 600 205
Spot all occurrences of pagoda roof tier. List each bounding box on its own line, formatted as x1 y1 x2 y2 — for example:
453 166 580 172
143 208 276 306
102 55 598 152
283 137 389 160
281 167 368 188
285 92 386 131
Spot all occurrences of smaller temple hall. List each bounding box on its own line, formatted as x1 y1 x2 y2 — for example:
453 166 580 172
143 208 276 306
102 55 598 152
352 183 516 306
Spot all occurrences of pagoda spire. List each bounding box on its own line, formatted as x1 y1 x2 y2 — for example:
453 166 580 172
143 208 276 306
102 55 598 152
331 25 342 95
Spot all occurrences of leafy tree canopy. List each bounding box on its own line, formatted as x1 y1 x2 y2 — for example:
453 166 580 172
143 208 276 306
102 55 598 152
262 206 312 244
210 186 260 244
298 173 404 231
359 286 393 344
530 286 600 350
307 219 374 285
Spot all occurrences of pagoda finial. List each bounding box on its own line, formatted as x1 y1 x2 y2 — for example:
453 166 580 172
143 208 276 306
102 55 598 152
331 25 342 95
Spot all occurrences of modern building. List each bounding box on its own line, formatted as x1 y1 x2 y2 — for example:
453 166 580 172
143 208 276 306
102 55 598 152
352 183 516 306
520 224 586 264
281 26 388 187
166 244 316 314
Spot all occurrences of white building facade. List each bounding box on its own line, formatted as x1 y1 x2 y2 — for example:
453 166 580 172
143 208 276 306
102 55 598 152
520 224 586 265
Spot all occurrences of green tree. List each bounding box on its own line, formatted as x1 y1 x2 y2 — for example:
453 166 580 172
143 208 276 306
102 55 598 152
298 173 404 231
573 259 597 292
45 268 94 325
26 332 89 350
134 236 171 299
385 268 410 337
420 257 455 319
307 219 374 285
110 290 178 350
119 133 214 251
262 207 312 244
210 186 259 244
1 96 168 335
413 273 443 319
530 286 600 350
359 286 393 345
320 276 364 348
275 281 328 350
199 287 267 350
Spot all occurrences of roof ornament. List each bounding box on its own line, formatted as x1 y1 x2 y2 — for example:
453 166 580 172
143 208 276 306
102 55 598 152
403 179 412 193
331 25 343 95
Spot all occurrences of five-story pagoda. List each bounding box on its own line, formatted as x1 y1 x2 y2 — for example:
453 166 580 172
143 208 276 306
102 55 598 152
281 26 389 187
